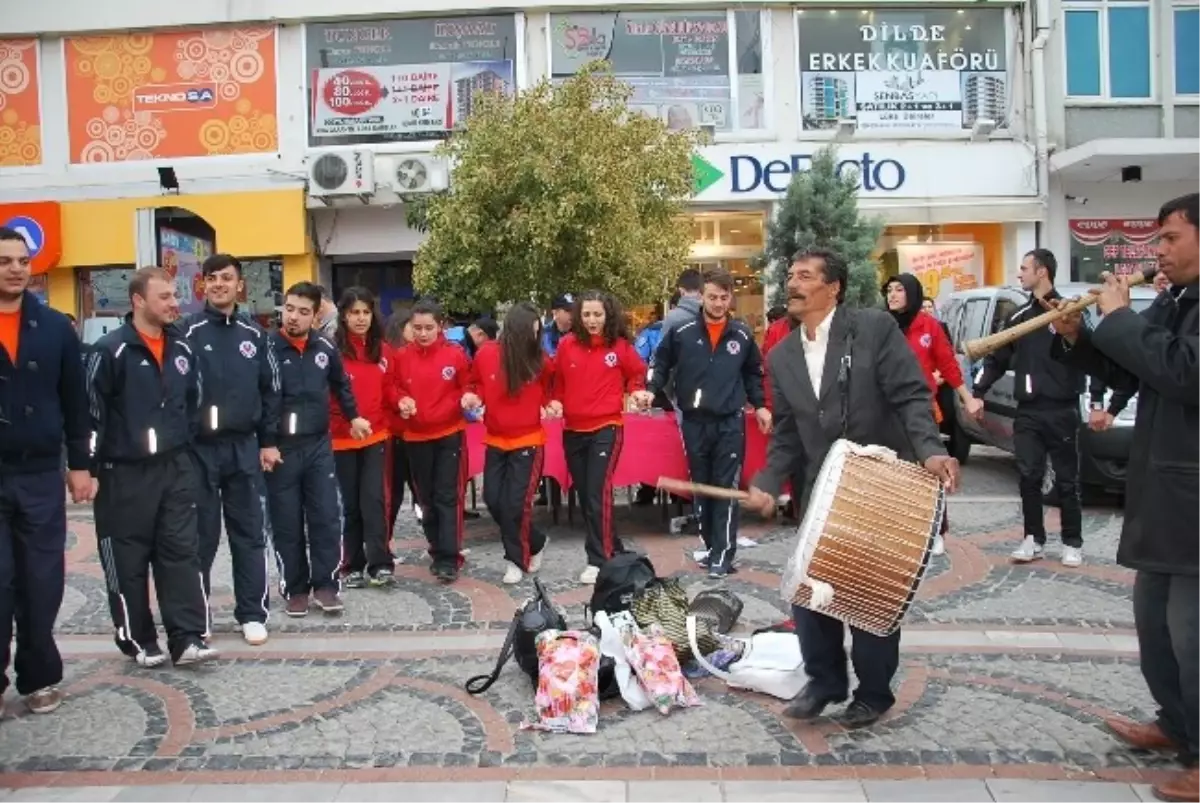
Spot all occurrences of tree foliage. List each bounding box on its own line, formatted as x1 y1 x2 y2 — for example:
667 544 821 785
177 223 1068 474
412 63 701 310
760 146 884 309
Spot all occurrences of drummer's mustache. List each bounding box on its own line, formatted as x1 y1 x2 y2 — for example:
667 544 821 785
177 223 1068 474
788 293 806 301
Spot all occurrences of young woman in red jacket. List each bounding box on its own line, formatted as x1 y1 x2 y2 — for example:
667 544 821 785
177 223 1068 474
383 310 417 542
550 291 647 584
883 274 984 555
389 299 473 583
331 287 397 588
464 302 556 585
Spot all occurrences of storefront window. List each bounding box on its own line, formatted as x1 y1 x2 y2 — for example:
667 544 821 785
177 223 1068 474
549 10 767 133
876 223 1005 302
305 15 519 146
1069 219 1159 283
688 211 767 337
796 7 1009 133
79 266 136 319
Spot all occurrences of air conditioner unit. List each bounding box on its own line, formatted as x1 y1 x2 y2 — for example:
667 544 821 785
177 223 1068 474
307 150 375 197
380 155 450 195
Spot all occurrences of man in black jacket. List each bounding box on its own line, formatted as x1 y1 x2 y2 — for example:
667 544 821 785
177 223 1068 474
1049 193 1198 803
268 283 369 618
0 227 92 714
87 267 216 668
973 249 1087 567
178 255 280 646
638 267 771 578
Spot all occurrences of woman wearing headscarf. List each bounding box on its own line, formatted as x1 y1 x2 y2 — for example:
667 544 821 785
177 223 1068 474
882 274 984 555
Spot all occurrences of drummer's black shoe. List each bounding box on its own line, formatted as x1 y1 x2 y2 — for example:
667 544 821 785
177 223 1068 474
783 689 845 721
835 700 885 729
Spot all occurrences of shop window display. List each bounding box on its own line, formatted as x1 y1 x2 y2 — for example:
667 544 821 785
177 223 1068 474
875 223 1005 302
549 10 767 133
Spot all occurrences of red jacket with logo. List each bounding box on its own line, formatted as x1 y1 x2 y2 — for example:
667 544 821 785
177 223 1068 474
553 333 646 432
905 311 964 394
329 337 395 444
470 340 555 444
762 317 794 412
387 334 473 442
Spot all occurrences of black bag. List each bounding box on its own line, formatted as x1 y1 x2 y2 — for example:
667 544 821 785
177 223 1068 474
466 578 566 695
587 552 657 622
688 589 744 635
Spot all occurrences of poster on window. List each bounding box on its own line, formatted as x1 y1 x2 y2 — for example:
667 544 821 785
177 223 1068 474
897 242 984 301
160 228 212 315
797 8 1008 133
305 16 517 145
550 12 734 131
1069 219 1159 282
311 61 513 137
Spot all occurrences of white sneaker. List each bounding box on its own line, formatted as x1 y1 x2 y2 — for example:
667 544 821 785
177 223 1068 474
529 537 549 573
1061 546 1083 568
931 535 946 556
502 562 524 585
1011 536 1045 563
174 643 219 667
241 622 268 646
579 565 600 585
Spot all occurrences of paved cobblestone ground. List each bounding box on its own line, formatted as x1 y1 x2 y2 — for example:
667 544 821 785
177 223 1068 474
0 448 1183 793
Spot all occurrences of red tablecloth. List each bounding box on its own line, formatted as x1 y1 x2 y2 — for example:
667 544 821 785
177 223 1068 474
466 412 771 490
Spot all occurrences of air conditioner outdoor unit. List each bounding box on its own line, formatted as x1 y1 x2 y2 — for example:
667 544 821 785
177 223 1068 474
380 155 450 195
307 150 375 197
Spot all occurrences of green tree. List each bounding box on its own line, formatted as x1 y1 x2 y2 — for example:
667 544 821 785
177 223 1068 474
411 63 701 310
760 146 884 309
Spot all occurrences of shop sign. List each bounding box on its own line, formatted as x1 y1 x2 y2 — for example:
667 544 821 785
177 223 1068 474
305 16 517 146
0 201 61 275
796 7 1009 134
1069 219 1159 278
898 242 984 301
691 141 1037 202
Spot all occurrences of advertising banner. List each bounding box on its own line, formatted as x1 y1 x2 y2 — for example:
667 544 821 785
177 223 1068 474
0 39 42 166
311 60 513 138
65 27 278 162
1069 218 1159 281
897 242 984 301
306 16 517 146
797 7 1008 133
550 11 741 131
160 227 213 315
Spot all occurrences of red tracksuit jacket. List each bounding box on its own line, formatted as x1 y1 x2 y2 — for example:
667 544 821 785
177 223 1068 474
762 316 794 412
905 311 964 394
553 333 646 432
387 335 473 442
329 337 395 444
470 340 555 446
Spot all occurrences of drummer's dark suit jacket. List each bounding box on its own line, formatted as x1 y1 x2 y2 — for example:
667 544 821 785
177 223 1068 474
753 305 946 506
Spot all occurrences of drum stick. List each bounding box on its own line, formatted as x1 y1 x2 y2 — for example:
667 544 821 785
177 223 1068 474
656 477 751 501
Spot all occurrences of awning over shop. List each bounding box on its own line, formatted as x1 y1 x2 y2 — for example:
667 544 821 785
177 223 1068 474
1050 138 1200 182
860 197 1044 225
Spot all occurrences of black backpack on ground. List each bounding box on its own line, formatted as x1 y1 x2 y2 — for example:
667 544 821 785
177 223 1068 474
586 552 657 623
466 578 566 694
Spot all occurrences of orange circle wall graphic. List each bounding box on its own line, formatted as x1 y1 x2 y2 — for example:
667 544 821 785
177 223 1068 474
0 39 43 167
65 27 278 163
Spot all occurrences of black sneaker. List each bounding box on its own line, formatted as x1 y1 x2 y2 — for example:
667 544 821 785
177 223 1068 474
134 644 168 669
708 564 738 579
344 571 367 589
430 563 459 583
368 567 395 587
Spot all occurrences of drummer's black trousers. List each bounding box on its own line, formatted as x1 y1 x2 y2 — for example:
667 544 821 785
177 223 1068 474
680 412 744 571
793 604 901 713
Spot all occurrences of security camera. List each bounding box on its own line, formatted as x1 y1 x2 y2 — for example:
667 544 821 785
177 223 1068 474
1065 194 1089 205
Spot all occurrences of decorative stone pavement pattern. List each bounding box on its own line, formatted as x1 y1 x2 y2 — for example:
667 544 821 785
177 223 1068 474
2 452 1177 789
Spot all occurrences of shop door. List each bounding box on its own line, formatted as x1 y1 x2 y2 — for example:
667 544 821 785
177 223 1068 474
332 259 414 319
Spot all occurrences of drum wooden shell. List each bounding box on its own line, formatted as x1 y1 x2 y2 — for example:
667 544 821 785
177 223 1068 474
784 440 945 637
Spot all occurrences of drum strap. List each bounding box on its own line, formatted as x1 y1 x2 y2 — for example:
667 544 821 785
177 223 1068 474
836 327 854 437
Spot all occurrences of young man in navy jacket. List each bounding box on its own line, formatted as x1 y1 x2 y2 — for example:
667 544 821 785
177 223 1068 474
641 267 772 577
87 267 216 669
267 283 369 617
0 227 92 715
177 255 280 646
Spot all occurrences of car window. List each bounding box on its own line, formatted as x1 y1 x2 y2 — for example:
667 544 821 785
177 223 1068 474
991 298 1019 334
939 300 963 345
1086 297 1153 325
962 299 991 341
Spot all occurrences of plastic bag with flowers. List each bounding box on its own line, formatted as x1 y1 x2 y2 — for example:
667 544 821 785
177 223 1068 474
622 622 702 715
521 630 601 734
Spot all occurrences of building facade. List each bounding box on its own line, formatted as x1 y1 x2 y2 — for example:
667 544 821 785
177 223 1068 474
1043 0 1200 283
1 0 1049 326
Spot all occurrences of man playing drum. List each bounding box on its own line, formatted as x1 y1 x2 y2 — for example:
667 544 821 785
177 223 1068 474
745 248 960 729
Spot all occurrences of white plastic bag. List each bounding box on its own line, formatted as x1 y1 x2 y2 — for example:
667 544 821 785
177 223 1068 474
686 616 807 701
594 611 652 711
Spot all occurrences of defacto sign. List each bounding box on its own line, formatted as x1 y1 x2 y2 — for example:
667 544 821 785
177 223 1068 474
691 142 1038 203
